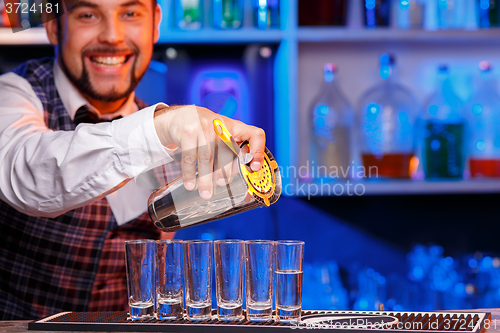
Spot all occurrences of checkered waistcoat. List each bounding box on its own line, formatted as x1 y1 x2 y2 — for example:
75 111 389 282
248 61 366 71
0 58 179 320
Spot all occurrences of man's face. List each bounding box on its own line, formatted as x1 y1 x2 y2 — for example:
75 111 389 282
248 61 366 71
52 0 160 102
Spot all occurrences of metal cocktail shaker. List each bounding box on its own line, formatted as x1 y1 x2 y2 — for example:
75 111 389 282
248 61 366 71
148 120 281 232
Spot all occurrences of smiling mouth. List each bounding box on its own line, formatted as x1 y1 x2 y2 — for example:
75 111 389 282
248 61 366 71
89 55 131 68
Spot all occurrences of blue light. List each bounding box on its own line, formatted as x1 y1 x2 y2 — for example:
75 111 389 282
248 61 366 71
476 140 486 151
445 256 453 265
472 104 483 115
454 283 465 294
368 103 379 114
365 0 376 10
317 104 329 116
359 299 368 309
315 117 326 127
400 0 409 10
431 139 441 151
201 232 214 240
412 266 424 280
438 0 448 10
324 72 334 82
483 256 493 268
480 0 490 10
428 105 439 115
469 258 478 268
398 112 409 122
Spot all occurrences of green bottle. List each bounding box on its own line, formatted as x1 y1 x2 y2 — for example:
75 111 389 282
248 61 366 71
421 65 466 179
175 0 202 30
213 0 244 29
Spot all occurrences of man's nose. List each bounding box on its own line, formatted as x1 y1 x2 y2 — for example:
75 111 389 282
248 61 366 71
98 17 125 44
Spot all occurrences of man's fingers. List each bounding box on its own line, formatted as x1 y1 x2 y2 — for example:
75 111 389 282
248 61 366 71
197 134 215 200
180 136 198 191
232 123 266 172
215 141 235 187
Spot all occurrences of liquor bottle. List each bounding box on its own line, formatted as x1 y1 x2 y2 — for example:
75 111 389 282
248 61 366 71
174 0 203 30
364 0 392 28
308 63 352 180
467 62 500 177
253 0 280 29
478 0 500 28
298 0 348 26
213 0 244 29
421 65 466 179
393 0 424 30
358 54 418 179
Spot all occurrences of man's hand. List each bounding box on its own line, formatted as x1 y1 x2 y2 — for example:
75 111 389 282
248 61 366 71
153 105 266 200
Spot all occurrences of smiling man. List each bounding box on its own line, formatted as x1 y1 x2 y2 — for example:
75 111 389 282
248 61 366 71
0 0 266 320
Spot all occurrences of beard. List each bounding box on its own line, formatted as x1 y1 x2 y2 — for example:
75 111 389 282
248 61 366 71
58 46 146 103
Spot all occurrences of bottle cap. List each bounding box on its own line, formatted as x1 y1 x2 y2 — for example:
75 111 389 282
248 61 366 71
479 61 492 72
324 63 338 73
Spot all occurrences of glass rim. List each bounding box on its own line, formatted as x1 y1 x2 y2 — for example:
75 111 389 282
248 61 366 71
124 239 154 245
243 239 274 244
214 239 244 244
155 239 183 244
182 239 213 244
275 240 304 246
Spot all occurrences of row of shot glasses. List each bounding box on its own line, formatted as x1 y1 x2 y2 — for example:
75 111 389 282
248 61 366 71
124 239 304 323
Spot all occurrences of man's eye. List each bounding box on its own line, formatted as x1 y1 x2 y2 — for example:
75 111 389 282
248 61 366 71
126 11 138 17
79 13 95 19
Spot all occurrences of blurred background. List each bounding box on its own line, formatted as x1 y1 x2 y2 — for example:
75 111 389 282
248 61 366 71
3 0 500 311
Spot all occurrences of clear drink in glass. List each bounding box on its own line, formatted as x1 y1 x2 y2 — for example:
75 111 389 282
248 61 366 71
274 240 304 323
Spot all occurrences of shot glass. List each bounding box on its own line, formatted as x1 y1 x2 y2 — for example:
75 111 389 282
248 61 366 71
156 239 184 319
274 240 304 323
244 240 274 322
183 240 213 320
124 239 155 320
214 239 244 321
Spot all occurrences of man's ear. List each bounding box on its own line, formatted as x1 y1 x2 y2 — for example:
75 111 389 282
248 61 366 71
153 4 162 44
44 17 58 45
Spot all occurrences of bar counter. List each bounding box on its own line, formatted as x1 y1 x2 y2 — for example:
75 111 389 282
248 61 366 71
1 308 500 333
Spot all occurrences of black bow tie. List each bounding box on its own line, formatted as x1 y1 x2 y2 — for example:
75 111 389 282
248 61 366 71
74 105 123 125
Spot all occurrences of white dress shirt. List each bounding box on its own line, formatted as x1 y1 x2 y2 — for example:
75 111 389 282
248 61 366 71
0 60 173 225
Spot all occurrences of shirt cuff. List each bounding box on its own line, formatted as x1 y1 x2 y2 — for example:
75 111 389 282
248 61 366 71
111 103 173 178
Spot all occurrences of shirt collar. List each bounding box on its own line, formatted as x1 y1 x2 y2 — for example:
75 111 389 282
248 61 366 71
53 59 138 121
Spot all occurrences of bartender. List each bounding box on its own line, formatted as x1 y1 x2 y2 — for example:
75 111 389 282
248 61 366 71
0 0 266 320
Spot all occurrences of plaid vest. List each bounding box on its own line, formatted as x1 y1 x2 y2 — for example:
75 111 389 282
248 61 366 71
0 58 178 319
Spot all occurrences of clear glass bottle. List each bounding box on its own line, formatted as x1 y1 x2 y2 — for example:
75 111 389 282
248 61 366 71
174 0 203 30
358 54 419 179
467 61 500 177
421 65 466 179
213 0 244 29
393 0 424 29
308 63 353 180
253 0 280 29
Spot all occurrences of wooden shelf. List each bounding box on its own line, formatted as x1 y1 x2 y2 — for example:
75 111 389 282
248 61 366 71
290 179 500 197
297 27 500 43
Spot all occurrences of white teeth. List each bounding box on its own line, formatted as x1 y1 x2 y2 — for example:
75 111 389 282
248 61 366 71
91 56 127 67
